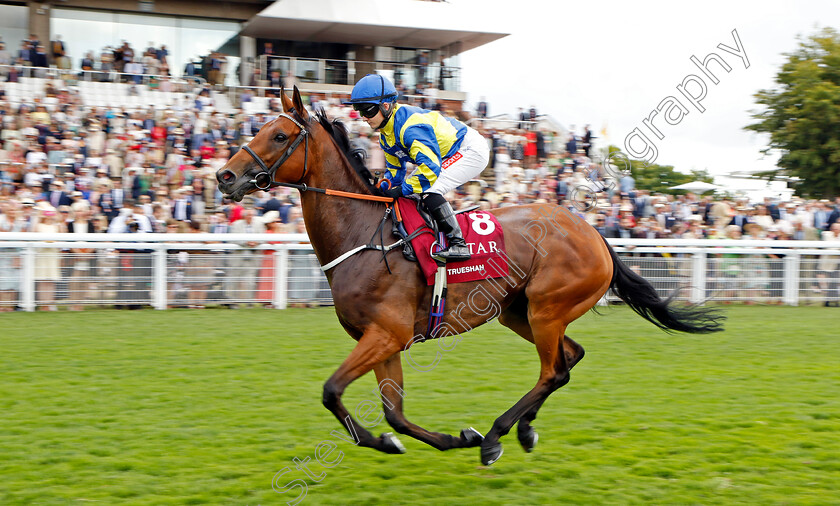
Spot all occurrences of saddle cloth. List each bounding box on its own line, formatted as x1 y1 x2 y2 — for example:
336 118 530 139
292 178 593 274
397 198 509 286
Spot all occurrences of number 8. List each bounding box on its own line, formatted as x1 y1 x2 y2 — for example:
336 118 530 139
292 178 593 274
469 213 495 236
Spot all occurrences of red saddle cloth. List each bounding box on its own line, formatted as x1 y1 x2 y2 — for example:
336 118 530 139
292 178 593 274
397 198 509 286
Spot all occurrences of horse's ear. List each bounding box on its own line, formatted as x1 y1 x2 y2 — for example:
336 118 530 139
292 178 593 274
292 85 309 121
280 85 294 112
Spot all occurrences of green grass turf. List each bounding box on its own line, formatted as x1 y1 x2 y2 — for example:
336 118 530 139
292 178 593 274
1 306 838 505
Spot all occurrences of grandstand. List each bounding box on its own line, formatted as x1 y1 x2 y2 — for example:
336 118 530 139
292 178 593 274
0 0 838 314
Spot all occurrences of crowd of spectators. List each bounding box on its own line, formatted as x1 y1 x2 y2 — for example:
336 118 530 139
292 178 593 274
0 71 839 241
1 34 227 86
0 42 839 309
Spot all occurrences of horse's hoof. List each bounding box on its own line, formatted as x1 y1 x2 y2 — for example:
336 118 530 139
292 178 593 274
480 441 504 465
381 432 406 454
460 427 484 447
518 426 538 453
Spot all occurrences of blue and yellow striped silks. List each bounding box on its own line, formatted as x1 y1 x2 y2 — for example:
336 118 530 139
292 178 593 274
378 104 467 195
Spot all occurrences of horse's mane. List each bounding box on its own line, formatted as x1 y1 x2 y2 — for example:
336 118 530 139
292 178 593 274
312 108 379 194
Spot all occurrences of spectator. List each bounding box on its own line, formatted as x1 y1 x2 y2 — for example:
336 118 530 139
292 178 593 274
52 35 69 69
817 223 840 307
476 97 488 119
494 145 511 192
33 206 63 311
18 40 32 66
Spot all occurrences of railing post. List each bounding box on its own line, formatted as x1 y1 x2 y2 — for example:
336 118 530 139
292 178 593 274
784 252 800 306
318 59 326 84
152 246 168 310
273 247 289 310
21 246 35 312
691 250 707 304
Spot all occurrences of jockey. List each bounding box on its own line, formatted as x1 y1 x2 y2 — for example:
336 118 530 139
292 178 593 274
345 74 490 262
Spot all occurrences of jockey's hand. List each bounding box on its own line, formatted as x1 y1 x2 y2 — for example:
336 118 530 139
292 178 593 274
378 179 403 199
382 186 403 199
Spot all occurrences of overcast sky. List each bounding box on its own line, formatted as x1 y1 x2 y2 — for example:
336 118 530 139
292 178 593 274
456 0 837 177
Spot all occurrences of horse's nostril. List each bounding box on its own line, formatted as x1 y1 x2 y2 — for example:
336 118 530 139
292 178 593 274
219 170 235 183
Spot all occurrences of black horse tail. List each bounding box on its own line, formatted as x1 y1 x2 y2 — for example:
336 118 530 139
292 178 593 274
603 237 725 334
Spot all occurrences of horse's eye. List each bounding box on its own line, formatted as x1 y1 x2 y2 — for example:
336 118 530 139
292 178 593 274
274 133 287 143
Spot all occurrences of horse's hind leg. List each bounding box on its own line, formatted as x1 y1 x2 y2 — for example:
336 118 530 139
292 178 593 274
517 336 584 452
480 315 570 465
499 308 584 453
372 354 484 451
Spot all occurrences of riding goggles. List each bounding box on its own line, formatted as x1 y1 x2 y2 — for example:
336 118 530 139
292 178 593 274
353 103 380 119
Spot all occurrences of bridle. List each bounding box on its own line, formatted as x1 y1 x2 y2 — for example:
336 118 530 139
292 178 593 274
234 108 393 204
242 110 309 190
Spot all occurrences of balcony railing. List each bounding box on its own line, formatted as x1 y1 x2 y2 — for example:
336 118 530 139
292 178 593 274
0 64 206 91
259 55 461 91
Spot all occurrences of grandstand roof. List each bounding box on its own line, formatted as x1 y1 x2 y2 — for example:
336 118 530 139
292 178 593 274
241 0 508 52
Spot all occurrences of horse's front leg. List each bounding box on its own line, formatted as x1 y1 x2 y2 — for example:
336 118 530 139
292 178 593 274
372 354 484 451
322 328 406 454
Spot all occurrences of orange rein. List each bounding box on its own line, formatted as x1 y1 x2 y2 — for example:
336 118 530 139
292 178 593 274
325 188 403 222
324 188 395 203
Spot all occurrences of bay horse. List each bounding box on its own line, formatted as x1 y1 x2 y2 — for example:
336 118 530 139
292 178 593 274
216 87 723 465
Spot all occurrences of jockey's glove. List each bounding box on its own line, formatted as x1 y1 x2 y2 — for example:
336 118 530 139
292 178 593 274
382 186 404 199
378 179 403 199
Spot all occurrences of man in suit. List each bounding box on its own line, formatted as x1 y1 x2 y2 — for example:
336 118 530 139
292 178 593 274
209 211 230 234
583 125 593 157
142 112 155 131
96 183 117 222
18 40 31 65
729 206 751 232
124 167 143 200
28 34 41 50
476 97 488 119
826 200 840 231
31 45 48 68
257 190 284 219
110 179 130 211
48 180 72 208
765 197 781 222
566 132 578 155
593 214 608 237
171 189 193 222
633 190 649 219
269 70 282 89
517 107 528 129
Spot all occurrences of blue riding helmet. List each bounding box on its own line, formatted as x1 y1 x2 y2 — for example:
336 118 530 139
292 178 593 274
344 74 397 105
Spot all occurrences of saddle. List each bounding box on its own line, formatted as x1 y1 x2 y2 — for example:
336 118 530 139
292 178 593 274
391 197 478 263
387 198 504 342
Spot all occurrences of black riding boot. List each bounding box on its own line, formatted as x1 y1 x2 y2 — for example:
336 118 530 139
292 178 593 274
425 195 471 262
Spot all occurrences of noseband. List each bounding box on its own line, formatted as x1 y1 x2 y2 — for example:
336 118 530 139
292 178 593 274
243 111 309 190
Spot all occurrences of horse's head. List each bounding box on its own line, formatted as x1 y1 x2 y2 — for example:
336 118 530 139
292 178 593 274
217 86 312 202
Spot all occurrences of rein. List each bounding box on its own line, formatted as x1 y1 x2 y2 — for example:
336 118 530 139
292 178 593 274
262 180 395 203
243 110 393 204
242 109 406 270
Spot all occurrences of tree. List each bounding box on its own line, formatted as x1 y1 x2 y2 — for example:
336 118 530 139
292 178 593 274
602 146 713 194
746 27 840 198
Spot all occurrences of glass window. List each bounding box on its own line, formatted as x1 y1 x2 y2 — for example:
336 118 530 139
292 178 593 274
51 8 240 83
0 4 28 54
